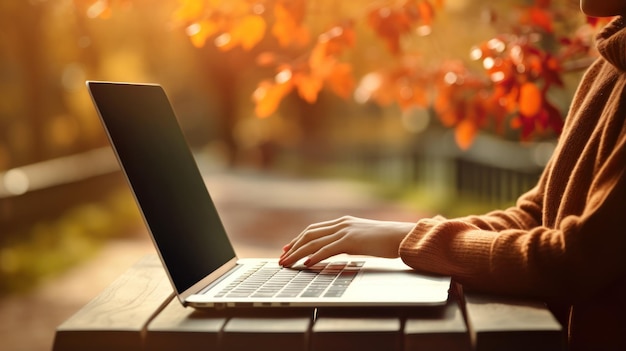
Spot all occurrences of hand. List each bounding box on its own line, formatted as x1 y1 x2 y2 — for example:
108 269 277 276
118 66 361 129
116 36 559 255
278 216 415 267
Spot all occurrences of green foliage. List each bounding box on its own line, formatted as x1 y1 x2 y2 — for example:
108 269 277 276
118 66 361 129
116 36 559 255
0 188 141 296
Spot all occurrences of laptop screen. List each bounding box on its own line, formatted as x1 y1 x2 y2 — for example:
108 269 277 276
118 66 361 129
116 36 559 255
87 81 236 294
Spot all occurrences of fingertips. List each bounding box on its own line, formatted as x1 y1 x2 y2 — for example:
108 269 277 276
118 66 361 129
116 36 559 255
281 255 315 268
279 247 308 267
278 255 296 267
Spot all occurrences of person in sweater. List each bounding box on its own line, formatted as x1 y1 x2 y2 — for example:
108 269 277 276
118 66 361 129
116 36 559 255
279 1 626 350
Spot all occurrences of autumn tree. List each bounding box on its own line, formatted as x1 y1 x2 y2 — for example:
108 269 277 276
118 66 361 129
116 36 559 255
81 0 601 150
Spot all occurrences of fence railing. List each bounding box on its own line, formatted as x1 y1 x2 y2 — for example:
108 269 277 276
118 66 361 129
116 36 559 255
327 128 554 207
0 147 123 239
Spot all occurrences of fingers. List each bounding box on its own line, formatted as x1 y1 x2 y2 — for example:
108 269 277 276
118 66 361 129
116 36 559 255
279 230 339 267
279 217 353 267
281 216 348 253
304 239 346 267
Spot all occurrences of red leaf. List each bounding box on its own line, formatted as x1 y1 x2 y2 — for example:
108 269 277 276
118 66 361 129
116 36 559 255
522 7 554 33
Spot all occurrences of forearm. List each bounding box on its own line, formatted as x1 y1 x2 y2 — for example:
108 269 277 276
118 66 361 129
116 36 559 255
399 202 626 302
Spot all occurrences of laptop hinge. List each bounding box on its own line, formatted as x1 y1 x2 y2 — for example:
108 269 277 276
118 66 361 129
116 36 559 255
178 257 239 303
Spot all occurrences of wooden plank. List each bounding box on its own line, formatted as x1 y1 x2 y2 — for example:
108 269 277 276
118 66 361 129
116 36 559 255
404 298 471 351
144 299 227 350
463 292 565 351
221 308 314 351
53 255 173 351
312 308 403 351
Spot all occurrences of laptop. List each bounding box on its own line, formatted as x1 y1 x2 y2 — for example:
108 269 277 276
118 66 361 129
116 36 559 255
86 80 451 309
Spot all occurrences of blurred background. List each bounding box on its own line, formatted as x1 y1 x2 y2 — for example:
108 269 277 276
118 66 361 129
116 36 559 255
0 0 598 349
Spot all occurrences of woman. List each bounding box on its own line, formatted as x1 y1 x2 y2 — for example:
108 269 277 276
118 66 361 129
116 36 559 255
279 1 626 350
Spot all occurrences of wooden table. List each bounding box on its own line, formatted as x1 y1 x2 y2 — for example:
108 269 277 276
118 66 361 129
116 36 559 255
53 255 565 351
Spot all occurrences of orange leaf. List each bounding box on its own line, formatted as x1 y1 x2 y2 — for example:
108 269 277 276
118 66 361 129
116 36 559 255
309 42 327 69
174 0 205 22
294 73 323 103
309 42 336 78
367 6 410 55
435 96 459 127
518 82 542 117
319 23 356 56
272 2 309 47
253 80 293 118
218 15 266 51
510 116 522 129
417 1 435 26
455 118 478 150
187 20 219 48
237 15 267 50
327 63 355 99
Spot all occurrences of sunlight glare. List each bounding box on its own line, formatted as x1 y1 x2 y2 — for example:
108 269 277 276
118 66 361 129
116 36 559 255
275 69 292 84
510 45 523 63
487 38 506 53
252 3 265 15
416 25 431 36
354 72 382 104
186 23 202 36
320 26 343 42
3 169 30 196
253 84 268 101
490 71 505 82
214 33 232 48
86 0 107 19
469 46 482 61
483 57 495 70
444 71 458 85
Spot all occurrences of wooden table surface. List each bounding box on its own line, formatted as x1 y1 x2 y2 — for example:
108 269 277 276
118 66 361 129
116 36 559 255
53 255 565 351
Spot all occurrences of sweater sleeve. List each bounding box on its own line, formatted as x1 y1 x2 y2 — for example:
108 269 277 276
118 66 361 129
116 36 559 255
399 140 626 302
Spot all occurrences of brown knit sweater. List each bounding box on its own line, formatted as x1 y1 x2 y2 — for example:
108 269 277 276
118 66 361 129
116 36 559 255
399 17 626 350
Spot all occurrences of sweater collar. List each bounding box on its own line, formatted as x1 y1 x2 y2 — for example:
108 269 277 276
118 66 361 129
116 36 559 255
596 16 626 72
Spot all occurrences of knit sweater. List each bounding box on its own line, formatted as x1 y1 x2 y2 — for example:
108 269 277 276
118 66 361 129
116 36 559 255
399 17 626 350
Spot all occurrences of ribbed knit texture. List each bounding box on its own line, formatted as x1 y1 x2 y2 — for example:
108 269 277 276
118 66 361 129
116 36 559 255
399 17 626 350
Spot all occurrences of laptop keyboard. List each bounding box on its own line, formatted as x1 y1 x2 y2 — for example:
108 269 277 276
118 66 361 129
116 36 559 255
214 261 364 299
